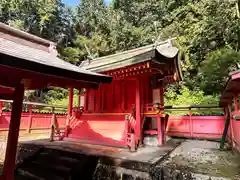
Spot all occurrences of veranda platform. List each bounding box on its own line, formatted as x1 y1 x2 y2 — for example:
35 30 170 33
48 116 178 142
18 138 183 172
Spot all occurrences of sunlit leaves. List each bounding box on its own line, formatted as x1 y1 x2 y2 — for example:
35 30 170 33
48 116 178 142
199 48 240 94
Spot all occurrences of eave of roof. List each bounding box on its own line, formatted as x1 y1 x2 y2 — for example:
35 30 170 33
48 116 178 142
0 37 112 85
0 23 112 93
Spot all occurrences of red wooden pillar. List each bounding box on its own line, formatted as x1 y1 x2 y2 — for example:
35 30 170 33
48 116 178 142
101 86 105 112
157 115 162 146
159 87 164 105
68 88 73 116
234 93 239 111
84 89 89 112
135 78 141 144
229 105 235 148
0 101 3 116
78 89 81 108
27 104 33 133
2 83 24 180
159 86 165 145
121 80 126 112
65 88 73 137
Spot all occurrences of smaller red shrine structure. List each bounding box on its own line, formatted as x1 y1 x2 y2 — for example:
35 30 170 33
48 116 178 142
220 70 240 151
66 40 182 149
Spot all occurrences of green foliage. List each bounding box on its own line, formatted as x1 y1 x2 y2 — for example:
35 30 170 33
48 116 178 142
48 95 79 107
199 49 240 94
0 0 75 45
157 0 240 91
165 86 219 106
165 86 221 115
2 0 240 106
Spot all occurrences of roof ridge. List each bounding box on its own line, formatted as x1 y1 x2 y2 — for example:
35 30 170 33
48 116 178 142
0 22 53 46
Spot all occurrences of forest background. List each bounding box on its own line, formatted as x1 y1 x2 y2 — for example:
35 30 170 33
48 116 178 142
1 0 240 109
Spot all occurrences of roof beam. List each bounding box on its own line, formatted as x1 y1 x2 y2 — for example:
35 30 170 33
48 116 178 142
0 65 99 90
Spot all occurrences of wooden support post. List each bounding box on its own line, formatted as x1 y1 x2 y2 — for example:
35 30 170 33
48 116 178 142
85 89 89 112
65 88 73 137
220 106 231 150
78 89 81 108
2 83 24 180
121 80 126 113
101 87 105 112
68 88 73 116
0 101 3 116
159 86 165 145
162 114 169 144
27 104 33 133
234 93 239 111
157 115 162 146
135 78 141 144
0 101 3 114
230 108 235 149
159 87 164 105
112 83 114 111
50 107 55 142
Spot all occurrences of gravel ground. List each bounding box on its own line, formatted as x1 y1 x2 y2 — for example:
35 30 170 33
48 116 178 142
0 133 49 163
162 140 240 179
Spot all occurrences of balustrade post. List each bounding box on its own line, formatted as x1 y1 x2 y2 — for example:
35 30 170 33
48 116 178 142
27 104 33 133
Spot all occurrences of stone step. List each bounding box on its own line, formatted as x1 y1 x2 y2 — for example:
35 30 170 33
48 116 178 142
17 163 66 180
42 148 85 160
15 147 100 180
16 169 45 180
35 152 82 168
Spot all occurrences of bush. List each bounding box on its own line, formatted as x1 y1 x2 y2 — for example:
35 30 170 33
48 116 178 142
165 87 222 115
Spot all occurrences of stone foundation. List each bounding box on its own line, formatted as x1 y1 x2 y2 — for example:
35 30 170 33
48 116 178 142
15 140 240 180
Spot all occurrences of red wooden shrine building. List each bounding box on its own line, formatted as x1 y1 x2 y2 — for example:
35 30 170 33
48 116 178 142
220 70 240 151
0 23 112 180
65 40 182 149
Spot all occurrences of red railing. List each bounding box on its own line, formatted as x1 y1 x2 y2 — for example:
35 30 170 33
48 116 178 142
164 105 224 139
0 100 68 136
0 100 227 144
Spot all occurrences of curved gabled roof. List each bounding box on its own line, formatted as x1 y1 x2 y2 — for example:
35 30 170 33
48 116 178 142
80 40 182 81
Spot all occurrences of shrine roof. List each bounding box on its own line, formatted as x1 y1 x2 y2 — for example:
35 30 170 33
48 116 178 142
220 70 240 106
80 40 181 75
0 23 112 96
0 37 110 81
